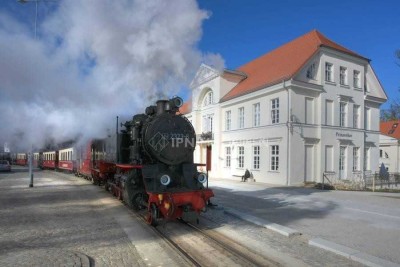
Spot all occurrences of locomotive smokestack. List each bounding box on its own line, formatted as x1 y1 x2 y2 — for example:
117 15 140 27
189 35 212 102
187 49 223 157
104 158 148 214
156 100 169 115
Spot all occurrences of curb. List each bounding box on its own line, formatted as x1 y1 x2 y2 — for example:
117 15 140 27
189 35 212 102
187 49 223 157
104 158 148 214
223 207 301 237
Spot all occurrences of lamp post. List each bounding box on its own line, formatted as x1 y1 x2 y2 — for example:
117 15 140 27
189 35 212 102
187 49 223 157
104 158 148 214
18 0 56 187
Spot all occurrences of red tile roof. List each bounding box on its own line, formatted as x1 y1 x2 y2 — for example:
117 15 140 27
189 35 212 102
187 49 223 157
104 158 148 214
380 120 400 139
221 30 367 102
178 100 191 114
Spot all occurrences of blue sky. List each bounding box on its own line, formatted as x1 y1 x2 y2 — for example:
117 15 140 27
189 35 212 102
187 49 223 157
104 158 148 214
198 0 400 107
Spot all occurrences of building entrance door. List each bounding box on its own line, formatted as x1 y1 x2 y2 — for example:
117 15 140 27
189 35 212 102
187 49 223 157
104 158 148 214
305 145 314 182
206 145 212 171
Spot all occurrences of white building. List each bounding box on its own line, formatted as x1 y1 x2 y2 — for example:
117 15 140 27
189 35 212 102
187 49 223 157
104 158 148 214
379 120 400 173
180 30 387 185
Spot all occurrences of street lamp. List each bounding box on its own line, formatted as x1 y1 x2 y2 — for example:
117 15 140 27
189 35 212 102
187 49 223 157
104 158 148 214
17 0 56 187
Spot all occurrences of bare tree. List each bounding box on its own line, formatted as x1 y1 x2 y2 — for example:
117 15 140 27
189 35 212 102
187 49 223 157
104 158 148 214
380 50 400 121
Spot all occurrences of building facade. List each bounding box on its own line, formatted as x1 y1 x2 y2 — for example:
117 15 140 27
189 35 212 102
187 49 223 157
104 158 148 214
181 30 387 185
379 120 400 173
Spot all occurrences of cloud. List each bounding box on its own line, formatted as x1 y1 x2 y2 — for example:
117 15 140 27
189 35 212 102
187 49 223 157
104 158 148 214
0 0 224 151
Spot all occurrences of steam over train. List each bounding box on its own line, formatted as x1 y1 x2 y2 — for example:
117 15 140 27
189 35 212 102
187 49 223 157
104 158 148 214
30 97 214 225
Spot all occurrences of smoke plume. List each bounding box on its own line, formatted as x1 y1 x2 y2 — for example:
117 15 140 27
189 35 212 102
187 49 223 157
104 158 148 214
0 0 224 151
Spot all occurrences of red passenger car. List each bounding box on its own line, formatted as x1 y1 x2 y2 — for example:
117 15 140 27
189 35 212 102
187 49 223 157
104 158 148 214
76 142 93 179
58 147 76 172
41 151 58 169
16 153 27 166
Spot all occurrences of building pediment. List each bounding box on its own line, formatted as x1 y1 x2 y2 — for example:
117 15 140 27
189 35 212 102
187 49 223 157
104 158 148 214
190 64 220 89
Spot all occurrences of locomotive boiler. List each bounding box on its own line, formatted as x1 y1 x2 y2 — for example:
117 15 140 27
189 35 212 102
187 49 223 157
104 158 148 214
110 96 214 225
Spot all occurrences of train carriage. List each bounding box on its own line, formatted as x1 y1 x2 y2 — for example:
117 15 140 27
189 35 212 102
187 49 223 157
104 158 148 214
16 153 27 166
33 152 40 168
76 142 93 179
58 147 76 172
41 151 58 170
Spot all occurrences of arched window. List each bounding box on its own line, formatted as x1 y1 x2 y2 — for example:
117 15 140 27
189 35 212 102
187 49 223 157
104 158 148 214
203 90 214 107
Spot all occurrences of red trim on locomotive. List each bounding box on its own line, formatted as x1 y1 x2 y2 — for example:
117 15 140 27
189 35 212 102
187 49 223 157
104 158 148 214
146 189 214 224
115 164 142 170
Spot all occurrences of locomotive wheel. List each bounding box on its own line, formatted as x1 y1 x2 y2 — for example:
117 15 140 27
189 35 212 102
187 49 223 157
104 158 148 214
132 192 146 210
147 203 159 227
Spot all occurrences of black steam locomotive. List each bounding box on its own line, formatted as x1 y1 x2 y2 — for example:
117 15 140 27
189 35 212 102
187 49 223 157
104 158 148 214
88 97 214 225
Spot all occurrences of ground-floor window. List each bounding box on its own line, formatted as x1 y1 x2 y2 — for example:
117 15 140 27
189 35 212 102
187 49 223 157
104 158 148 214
225 147 231 167
270 145 279 171
238 146 244 168
339 146 346 178
364 147 370 170
253 146 260 169
325 145 334 172
353 147 360 171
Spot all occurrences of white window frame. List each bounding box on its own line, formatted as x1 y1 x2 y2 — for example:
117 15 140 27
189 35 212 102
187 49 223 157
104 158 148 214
340 102 347 127
364 147 370 171
340 66 348 85
238 146 244 168
238 107 244 129
353 105 360 128
202 114 213 133
353 147 360 171
306 63 316 79
353 70 361 88
225 110 231 131
325 62 333 82
270 145 279 171
253 103 260 127
225 147 231 167
364 107 370 130
271 98 279 124
253 146 260 170
203 91 213 107
339 146 346 174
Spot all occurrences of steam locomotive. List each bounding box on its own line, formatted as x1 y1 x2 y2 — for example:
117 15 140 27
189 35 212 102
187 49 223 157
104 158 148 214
42 96 214 225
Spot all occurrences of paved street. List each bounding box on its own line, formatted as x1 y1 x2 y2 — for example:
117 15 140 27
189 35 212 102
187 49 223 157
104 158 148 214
209 178 400 265
0 168 186 267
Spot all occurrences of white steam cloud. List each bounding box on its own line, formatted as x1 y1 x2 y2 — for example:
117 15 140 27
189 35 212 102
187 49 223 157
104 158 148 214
0 0 224 151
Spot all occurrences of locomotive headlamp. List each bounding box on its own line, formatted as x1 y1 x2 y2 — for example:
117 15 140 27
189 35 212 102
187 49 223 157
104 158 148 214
197 173 207 184
160 174 171 186
170 96 183 108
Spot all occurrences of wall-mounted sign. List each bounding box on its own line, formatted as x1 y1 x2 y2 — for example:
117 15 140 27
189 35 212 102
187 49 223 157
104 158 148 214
336 132 352 138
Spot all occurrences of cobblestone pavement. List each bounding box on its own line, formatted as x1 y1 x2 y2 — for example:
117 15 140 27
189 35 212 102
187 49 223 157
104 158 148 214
0 170 183 267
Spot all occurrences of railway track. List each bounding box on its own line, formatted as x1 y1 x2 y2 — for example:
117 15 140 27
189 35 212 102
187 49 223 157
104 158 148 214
131 210 281 267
